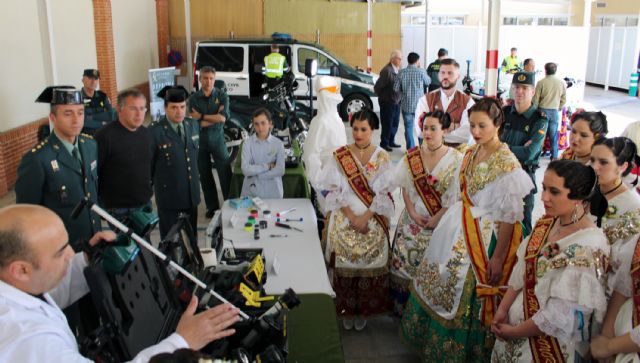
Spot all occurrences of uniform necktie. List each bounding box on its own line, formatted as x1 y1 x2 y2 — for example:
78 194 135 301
177 124 184 142
72 147 82 170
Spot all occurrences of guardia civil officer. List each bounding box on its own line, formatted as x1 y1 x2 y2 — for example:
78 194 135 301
151 86 201 238
15 85 102 337
499 71 548 232
80 69 115 134
188 66 231 218
15 86 100 251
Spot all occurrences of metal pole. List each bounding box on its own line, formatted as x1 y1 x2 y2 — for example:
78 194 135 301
484 0 501 97
367 0 373 73
184 0 193 92
80 199 250 320
424 0 429 69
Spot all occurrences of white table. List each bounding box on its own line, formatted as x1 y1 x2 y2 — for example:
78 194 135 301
220 198 335 297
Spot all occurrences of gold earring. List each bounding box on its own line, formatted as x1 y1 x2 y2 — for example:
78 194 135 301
572 204 579 224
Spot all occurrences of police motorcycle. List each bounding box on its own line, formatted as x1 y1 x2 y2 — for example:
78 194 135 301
461 59 509 100
74 199 301 363
258 62 309 167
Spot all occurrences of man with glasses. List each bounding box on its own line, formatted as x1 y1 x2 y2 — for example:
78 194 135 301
95 89 154 223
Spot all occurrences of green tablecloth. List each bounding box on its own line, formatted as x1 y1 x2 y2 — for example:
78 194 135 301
229 139 311 199
288 294 345 363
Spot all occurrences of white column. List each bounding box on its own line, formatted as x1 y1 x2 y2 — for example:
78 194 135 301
583 0 593 27
484 0 501 97
184 0 193 91
38 0 58 85
604 23 615 91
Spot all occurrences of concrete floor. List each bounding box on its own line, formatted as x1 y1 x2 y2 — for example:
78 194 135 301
1 86 638 362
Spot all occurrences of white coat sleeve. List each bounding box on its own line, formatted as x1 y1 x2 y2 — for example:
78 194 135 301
48 253 90 309
444 97 474 145
413 97 429 145
9 331 187 363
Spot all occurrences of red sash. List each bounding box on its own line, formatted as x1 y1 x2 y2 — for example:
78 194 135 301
523 217 566 363
406 147 442 217
334 146 389 239
631 236 640 329
459 148 523 327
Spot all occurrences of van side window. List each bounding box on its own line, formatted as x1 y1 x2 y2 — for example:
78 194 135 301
298 48 336 74
197 46 244 72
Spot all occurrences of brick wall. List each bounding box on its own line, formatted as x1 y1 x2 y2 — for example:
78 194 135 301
0 118 49 196
0 81 149 198
93 0 118 104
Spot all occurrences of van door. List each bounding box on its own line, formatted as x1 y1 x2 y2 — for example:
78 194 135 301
195 44 249 96
292 45 339 100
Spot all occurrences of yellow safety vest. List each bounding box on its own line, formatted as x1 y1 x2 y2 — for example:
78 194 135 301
264 53 286 79
501 56 520 72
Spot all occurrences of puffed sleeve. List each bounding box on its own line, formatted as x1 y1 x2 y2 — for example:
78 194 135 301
531 297 595 342
471 168 534 224
534 233 610 324
391 156 413 190
370 150 396 220
507 234 529 290
317 157 350 212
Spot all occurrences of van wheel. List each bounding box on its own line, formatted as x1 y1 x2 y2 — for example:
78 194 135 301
339 93 371 121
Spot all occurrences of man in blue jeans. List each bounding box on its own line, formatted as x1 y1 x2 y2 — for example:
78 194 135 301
533 62 566 160
374 50 402 151
394 52 430 149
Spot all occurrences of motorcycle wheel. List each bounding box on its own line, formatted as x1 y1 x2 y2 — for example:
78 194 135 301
224 127 241 162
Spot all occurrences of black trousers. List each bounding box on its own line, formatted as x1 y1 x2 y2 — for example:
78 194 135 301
158 207 198 240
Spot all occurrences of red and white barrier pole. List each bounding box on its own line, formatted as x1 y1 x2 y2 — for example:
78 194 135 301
484 0 501 97
367 0 372 73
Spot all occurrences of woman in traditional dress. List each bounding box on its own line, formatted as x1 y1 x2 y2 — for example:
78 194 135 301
319 108 394 331
491 160 610 362
389 110 463 315
560 111 608 163
401 98 533 362
589 137 640 362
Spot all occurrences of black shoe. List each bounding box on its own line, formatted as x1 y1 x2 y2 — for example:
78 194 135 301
389 143 402 148
205 209 215 219
381 145 392 152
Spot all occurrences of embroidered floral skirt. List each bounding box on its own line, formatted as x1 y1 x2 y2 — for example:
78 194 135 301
401 270 495 363
390 209 433 316
333 272 392 318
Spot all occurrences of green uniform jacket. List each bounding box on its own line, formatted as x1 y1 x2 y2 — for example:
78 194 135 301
187 87 230 151
15 133 100 250
149 117 201 210
82 89 115 131
500 105 548 169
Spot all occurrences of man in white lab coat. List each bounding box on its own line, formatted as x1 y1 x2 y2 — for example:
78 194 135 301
0 204 239 362
303 76 347 213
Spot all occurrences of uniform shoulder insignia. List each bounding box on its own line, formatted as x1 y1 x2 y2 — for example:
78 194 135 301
80 133 94 139
31 141 47 153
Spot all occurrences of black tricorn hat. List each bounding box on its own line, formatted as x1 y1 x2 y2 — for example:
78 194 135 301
157 85 189 103
83 69 100 79
35 86 83 105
